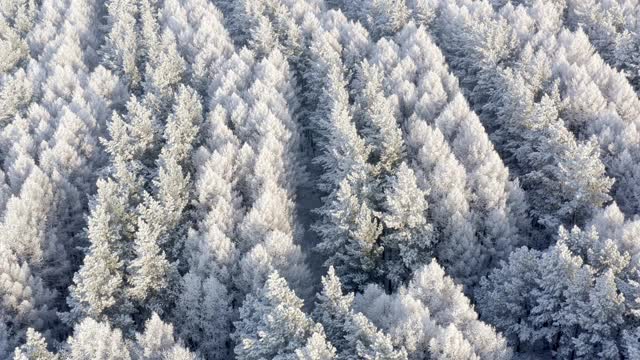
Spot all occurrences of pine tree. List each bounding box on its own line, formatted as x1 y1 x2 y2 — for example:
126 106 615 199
478 225 633 356
315 178 383 291
355 262 512 360
477 247 542 348
343 312 408 360
0 18 29 73
238 230 312 301
0 247 56 355
381 162 433 285
223 0 302 60
495 70 613 234
0 0 37 36
13 328 58 360
312 63 371 193
407 262 511 359
63 318 131 360
142 29 186 116
431 93 524 267
158 85 202 167
404 117 479 285
353 60 404 178
233 272 333 360
313 61 384 291
159 0 235 92
173 272 233 359
342 0 410 40
573 270 625 359
1 166 67 288
184 109 241 283
0 68 33 126
26 0 66 58
428 325 478 360
615 29 640 91
100 0 141 89
66 179 134 330
127 215 179 316
313 266 355 353
134 313 195 359
314 267 406 359
295 332 337 360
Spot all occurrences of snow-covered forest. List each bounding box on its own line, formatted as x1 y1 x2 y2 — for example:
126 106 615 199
1 0 640 358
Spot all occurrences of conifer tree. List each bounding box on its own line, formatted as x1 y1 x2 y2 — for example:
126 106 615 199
13 328 58 360
0 246 57 355
314 267 407 359
381 162 433 285
233 272 334 360
63 318 131 360
133 313 195 359
353 60 404 179
100 0 141 89
173 272 232 359
355 261 512 359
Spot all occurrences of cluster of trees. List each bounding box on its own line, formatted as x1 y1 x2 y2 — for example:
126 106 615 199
563 0 640 93
1 0 639 359
330 0 640 357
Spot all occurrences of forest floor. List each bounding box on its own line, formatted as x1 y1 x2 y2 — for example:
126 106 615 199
295 146 327 304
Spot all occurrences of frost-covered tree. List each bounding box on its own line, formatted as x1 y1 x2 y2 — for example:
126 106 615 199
0 68 33 126
127 85 203 316
312 58 384 291
295 332 338 360
63 318 131 360
233 271 334 360
0 18 29 73
142 29 186 116
183 108 242 284
100 0 141 89
63 86 155 315
6 1 640 358
615 28 640 91
1 166 67 289
65 179 134 330
478 224 636 357
127 213 179 317
173 272 232 359
13 328 58 360
159 0 235 93
312 267 355 353
315 177 383 291
0 246 57 355
312 62 371 193
564 0 640 92
494 69 613 234
381 162 433 285
343 313 408 360
238 230 312 302
0 0 37 36
313 267 407 359
340 0 410 40
352 60 404 179
221 0 303 59
133 313 195 359
404 117 480 285
355 261 512 359
357 21 529 283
